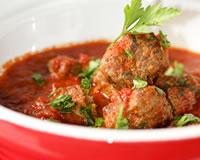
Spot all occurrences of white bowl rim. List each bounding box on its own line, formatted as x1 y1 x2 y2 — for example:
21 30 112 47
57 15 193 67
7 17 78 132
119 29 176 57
0 0 200 143
1 103 200 143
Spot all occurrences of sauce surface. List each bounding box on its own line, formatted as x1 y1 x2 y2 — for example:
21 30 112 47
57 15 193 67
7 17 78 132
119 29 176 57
0 41 199 127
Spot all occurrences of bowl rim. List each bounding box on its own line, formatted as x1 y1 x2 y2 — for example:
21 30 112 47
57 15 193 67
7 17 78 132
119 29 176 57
0 0 200 143
1 105 200 143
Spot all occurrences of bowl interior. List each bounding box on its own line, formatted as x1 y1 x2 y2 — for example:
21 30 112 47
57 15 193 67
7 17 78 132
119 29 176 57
0 0 200 63
0 0 200 142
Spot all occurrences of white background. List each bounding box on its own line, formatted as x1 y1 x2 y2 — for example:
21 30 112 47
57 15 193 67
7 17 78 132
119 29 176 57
0 0 199 20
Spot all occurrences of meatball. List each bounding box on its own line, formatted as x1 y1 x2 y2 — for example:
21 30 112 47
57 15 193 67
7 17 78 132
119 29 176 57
30 97 62 121
102 88 132 128
48 56 81 79
103 102 126 128
63 85 86 107
156 73 200 94
127 86 173 128
102 86 173 129
167 87 197 116
30 85 87 125
94 33 169 89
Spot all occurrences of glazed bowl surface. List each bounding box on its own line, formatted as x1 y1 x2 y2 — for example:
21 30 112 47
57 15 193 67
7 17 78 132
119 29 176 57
0 0 200 159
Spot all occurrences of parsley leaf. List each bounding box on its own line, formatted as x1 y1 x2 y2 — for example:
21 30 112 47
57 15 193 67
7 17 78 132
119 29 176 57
115 104 129 129
79 59 100 94
50 94 76 113
115 0 181 42
81 77 91 90
80 106 95 126
165 61 184 77
32 73 44 86
79 59 100 78
124 49 133 58
159 30 171 49
123 0 144 34
155 86 165 96
129 2 181 34
133 77 148 89
95 118 104 127
176 114 200 127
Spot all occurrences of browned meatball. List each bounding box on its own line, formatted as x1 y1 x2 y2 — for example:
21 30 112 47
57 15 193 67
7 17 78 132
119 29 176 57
156 73 200 94
30 85 87 125
102 86 173 129
94 33 169 89
48 56 81 79
167 87 197 116
102 88 132 128
64 85 86 107
30 97 62 120
127 86 173 128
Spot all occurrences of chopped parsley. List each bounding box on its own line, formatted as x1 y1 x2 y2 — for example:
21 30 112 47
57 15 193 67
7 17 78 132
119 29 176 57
176 114 200 127
95 118 104 128
115 105 129 129
159 30 171 49
114 0 181 42
155 86 165 96
124 49 133 58
165 61 184 77
133 77 148 89
80 106 95 126
79 59 100 93
32 73 44 86
81 77 91 91
50 94 76 113
79 59 100 78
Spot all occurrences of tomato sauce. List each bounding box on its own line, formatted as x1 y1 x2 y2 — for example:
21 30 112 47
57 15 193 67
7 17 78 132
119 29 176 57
0 41 199 118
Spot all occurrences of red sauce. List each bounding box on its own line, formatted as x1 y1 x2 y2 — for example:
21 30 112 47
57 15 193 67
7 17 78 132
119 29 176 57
0 41 108 113
0 41 199 120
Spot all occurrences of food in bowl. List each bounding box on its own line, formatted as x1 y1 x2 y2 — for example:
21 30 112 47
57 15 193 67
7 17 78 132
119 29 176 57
0 0 199 129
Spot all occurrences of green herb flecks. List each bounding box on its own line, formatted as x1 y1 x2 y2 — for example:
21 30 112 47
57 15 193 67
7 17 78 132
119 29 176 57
115 105 129 129
159 30 171 49
124 49 133 58
95 118 104 128
155 86 165 96
79 59 100 78
32 73 44 86
165 61 184 77
50 94 76 113
133 77 148 89
176 114 200 127
114 0 181 42
80 106 95 126
79 59 100 93
81 77 91 92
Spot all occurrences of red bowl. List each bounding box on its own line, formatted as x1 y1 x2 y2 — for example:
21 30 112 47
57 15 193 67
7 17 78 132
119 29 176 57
1 120 200 160
1 107 200 160
0 0 200 159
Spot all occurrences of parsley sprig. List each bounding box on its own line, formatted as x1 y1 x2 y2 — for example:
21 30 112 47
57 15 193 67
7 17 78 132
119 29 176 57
114 0 181 42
